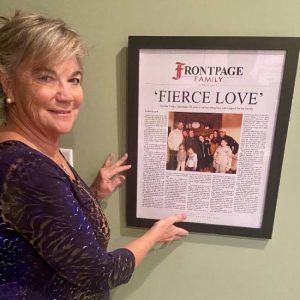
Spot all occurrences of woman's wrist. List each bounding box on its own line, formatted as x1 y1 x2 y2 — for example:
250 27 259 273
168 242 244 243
89 183 102 200
124 230 157 267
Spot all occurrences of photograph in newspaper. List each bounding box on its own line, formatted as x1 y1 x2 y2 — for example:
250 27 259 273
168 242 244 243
127 37 300 238
166 112 241 174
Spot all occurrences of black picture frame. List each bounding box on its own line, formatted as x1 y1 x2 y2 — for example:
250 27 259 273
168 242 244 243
126 36 300 239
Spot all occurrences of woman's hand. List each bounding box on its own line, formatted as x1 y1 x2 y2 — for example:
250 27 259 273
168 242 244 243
148 213 189 243
90 153 131 199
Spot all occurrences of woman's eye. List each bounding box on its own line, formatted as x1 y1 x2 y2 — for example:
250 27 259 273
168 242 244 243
38 75 54 82
69 78 81 85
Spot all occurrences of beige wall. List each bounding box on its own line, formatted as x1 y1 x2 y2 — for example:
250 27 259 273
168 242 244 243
1 1 300 299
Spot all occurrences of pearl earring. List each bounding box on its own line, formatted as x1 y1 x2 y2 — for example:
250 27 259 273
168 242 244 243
6 97 13 104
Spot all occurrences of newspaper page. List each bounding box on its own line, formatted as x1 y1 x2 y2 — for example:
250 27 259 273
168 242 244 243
136 49 285 228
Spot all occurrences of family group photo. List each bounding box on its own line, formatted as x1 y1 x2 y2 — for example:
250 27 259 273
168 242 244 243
167 112 242 174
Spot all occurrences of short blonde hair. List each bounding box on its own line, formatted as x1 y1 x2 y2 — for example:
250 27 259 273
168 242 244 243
0 10 85 119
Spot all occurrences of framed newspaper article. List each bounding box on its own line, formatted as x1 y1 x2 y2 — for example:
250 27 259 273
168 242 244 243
126 36 300 238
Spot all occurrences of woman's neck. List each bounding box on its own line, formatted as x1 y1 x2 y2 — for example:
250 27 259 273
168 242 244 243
0 120 60 158
1 119 76 181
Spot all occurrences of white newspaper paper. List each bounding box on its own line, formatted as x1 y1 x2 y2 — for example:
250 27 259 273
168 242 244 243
136 49 285 228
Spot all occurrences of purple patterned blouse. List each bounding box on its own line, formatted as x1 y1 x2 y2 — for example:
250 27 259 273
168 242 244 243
0 141 135 299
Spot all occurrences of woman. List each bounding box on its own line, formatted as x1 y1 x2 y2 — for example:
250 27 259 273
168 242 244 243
0 12 188 299
184 130 198 153
210 129 219 155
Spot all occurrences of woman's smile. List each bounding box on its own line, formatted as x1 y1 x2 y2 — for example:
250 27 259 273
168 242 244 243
48 109 72 115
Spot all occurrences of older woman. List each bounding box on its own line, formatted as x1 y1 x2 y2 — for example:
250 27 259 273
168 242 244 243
0 11 188 299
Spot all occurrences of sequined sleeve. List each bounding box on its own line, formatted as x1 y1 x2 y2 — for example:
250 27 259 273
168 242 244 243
1 153 135 293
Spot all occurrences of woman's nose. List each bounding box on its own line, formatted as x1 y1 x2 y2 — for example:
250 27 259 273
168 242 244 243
56 82 73 101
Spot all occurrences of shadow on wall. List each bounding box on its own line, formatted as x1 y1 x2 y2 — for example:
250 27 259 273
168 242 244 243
116 47 128 233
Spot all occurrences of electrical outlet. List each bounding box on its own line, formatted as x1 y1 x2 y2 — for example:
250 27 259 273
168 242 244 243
60 148 74 166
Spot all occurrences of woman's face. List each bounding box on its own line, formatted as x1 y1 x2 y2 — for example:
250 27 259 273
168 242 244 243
189 131 194 138
7 56 83 140
199 135 204 142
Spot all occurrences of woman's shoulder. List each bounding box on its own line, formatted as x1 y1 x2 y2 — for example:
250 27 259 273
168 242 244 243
1 140 46 164
0 141 73 209
0 140 34 170
0 140 65 183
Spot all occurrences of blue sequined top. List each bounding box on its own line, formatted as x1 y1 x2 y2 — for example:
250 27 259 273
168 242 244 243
0 141 135 299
